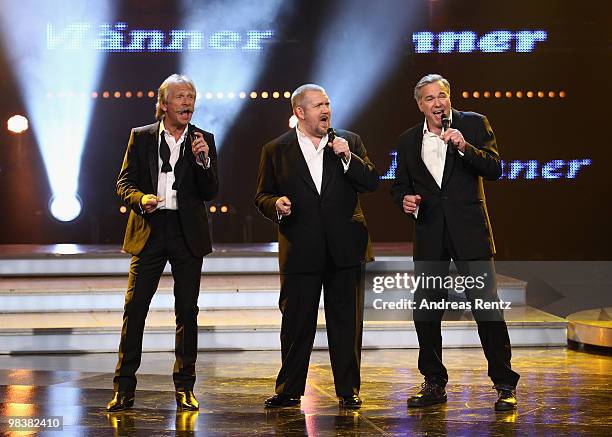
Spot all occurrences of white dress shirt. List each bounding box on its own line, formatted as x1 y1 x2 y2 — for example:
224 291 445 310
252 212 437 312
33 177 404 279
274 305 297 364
413 113 455 218
156 120 188 210
421 118 449 189
277 127 350 221
295 126 350 194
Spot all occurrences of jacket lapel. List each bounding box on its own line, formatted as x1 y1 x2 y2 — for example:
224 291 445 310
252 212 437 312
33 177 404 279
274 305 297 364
320 147 337 196
172 124 192 190
148 122 160 191
286 132 319 195
414 128 441 192
440 109 460 188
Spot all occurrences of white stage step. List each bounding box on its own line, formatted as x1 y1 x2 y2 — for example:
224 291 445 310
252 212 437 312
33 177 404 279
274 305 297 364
0 273 526 312
0 255 413 275
0 243 417 276
0 307 566 354
0 244 554 355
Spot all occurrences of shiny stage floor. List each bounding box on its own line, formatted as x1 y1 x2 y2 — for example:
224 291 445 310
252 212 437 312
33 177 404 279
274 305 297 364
0 348 610 436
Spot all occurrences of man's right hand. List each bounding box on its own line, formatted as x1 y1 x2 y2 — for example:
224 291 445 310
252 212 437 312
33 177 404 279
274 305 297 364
141 194 163 214
275 196 292 217
402 194 421 214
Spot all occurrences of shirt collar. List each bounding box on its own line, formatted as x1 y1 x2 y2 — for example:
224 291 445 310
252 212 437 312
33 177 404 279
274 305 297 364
422 111 452 135
295 126 328 151
159 120 188 141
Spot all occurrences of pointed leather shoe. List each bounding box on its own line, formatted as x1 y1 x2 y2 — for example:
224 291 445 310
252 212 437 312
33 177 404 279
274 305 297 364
106 391 135 412
338 395 362 409
176 390 199 410
407 381 447 408
264 393 301 408
494 389 517 411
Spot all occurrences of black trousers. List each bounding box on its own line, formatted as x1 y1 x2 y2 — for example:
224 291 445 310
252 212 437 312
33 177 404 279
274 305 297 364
113 210 203 392
413 223 520 388
275 256 365 397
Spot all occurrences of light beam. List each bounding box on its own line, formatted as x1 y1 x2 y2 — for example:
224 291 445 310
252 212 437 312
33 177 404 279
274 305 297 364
179 0 283 146
0 0 115 221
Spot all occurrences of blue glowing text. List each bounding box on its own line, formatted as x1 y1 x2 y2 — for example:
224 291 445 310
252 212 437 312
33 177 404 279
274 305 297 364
413 30 547 53
47 23 274 52
380 151 591 180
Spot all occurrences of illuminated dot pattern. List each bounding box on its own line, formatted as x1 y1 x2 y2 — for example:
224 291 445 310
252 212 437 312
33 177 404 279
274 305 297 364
44 90 295 101
461 90 566 100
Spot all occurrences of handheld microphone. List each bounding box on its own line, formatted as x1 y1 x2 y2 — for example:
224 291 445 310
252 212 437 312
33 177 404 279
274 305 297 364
189 125 206 163
440 113 455 154
197 147 206 165
327 127 349 163
327 127 336 143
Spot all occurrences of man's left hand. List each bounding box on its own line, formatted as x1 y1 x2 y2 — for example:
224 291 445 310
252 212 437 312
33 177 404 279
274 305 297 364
328 137 350 161
441 128 466 152
191 131 209 163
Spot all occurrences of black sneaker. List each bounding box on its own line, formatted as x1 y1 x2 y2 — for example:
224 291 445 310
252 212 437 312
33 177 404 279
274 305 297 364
338 395 362 409
407 381 447 408
494 389 517 411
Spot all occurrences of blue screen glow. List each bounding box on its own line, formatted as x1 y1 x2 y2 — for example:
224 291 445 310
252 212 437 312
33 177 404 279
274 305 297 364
47 22 274 52
380 151 591 181
413 30 547 54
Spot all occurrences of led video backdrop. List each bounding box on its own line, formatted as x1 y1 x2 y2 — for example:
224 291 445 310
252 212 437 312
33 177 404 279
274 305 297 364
0 0 609 260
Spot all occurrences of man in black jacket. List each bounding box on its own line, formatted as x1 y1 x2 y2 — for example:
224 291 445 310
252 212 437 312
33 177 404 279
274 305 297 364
391 74 519 411
255 84 378 409
107 74 218 412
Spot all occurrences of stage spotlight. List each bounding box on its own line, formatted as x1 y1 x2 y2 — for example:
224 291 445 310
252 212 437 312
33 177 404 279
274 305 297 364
261 91 269 99
283 91 291 99
209 205 217 213
7 115 28 134
312 2 417 127
180 0 283 146
250 91 258 99
0 0 115 223
239 92 247 99
559 91 566 98
49 194 82 222
119 205 127 214
272 91 280 99
220 205 229 213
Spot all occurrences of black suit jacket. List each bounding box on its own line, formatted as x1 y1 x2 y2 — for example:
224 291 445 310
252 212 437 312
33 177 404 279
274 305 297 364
117 122 218 257
391 109 501 261
255 129 379 273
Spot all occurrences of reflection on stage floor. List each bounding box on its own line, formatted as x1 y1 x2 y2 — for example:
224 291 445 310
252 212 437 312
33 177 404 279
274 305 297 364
0 348 610 435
